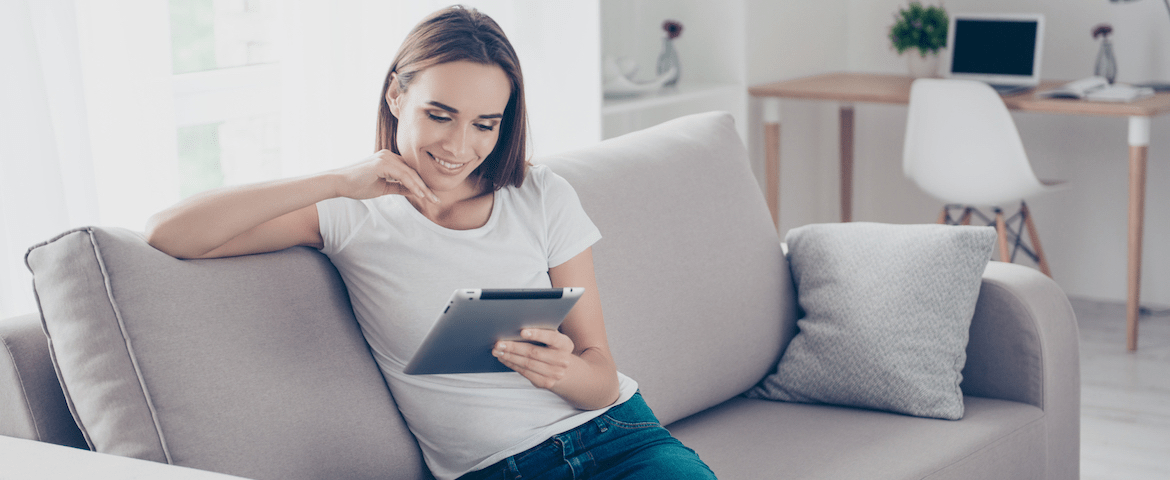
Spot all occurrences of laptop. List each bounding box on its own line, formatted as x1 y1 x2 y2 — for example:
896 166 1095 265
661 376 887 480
945 13 1045 95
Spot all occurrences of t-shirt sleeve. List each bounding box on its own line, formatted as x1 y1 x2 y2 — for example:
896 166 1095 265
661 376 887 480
539 168 602 268
316 196 371 256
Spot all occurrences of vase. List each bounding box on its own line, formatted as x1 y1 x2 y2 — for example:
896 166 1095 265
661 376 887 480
906 50 940 78
656 37 681 87
1095 38 1117 84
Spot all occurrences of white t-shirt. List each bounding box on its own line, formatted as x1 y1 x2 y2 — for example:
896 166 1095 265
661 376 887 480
316 164 638 480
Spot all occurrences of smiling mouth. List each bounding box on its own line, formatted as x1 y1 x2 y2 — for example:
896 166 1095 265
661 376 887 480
428 152 467 171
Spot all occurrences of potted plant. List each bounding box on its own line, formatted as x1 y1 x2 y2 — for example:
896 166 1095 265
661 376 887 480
888 1 948 77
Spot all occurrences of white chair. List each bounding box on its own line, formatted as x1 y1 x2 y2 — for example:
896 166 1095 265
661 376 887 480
903 78 1065 277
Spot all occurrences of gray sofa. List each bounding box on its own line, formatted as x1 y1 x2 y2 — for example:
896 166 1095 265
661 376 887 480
1 112 1079 479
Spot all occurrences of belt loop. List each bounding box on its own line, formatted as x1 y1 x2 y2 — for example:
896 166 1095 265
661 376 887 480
594 416 608 433
506 456 521 480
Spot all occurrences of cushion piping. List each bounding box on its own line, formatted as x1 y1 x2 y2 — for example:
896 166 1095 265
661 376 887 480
26 227 95 451
88 228 175 464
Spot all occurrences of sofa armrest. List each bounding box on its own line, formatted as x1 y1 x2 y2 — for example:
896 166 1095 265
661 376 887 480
0 313 87 449
0 435 247 479
961 260 1080 480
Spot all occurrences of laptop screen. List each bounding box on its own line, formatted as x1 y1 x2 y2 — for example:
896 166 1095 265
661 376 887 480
946 13 1045 87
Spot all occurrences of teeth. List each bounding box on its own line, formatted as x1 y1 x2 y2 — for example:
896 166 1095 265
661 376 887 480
430 153 464 170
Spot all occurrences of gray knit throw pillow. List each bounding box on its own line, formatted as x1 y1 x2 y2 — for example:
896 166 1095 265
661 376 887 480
747 222 996 420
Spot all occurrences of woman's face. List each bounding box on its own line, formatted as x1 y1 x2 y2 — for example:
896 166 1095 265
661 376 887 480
387 61 512 197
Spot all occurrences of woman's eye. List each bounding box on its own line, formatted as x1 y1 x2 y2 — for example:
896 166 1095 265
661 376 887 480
475 124 495 132
428 114 451 123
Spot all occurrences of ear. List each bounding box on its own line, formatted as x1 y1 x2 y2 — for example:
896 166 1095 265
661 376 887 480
386 73 403 117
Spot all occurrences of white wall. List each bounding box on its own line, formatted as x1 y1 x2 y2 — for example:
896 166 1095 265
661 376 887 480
745 0 850 232
747 0 1170 306
499 1 601 157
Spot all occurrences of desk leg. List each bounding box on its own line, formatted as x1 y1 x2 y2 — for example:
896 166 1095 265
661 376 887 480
1127 116 1151 352
763 98 782 230
840 104 855 223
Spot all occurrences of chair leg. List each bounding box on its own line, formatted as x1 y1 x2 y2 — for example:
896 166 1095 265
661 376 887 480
1021 202 1052 277
939 205 976 225
959 207 973 226
994 208 1011 263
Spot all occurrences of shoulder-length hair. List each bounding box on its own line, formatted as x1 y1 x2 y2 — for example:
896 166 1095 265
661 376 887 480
376 6 528 190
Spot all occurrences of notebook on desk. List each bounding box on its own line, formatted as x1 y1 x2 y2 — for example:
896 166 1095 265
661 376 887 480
945 13 1045 95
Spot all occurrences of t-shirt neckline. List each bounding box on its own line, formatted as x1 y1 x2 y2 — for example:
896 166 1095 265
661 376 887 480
393 190 503 237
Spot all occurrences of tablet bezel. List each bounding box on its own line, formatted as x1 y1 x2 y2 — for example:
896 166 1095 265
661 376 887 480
403 288 584 375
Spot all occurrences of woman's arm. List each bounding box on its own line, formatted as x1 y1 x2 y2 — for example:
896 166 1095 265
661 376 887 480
492 248 621 410
145 176 332 259
145 149 438 259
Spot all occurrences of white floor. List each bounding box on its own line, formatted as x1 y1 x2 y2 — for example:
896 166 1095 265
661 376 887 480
1071 297 1170 479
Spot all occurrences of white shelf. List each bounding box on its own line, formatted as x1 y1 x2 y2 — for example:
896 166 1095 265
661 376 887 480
601 82 742 116
598 0 746 140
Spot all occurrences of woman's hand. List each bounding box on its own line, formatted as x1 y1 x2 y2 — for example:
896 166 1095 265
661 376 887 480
493 328 579 391
334 149 440 203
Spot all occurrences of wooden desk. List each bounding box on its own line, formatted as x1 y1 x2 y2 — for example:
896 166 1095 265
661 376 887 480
750 72 1170 351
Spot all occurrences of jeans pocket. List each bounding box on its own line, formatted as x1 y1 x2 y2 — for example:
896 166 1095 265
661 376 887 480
600 393 662 430
600 414 660 430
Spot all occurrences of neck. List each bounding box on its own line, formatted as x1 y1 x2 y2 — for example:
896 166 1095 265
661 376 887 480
408 175 493 227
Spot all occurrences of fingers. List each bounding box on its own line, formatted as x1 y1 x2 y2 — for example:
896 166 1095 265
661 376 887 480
338 150 438 203
520 328 575 352
372 150 439 203
493 329 575 389
381 175 430 203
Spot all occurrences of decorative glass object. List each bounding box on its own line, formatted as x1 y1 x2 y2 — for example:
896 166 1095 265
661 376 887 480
1093 23 1117 84
656 20 683 87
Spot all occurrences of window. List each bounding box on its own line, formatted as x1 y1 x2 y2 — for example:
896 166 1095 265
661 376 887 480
170 0 281 198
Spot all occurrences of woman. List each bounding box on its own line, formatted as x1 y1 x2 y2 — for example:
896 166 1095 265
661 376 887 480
146 6 715 480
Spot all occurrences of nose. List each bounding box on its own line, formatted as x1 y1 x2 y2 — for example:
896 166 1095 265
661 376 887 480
442 125 472 159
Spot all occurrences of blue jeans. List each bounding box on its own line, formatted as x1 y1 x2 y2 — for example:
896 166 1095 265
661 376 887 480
457 392 717 480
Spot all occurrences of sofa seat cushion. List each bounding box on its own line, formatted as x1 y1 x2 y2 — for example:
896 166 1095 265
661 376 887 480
666 396 1045 480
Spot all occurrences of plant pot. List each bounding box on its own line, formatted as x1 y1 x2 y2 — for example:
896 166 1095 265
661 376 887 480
906 50 941 78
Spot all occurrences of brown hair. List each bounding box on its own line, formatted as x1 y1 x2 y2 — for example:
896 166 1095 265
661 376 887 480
376 5 528 190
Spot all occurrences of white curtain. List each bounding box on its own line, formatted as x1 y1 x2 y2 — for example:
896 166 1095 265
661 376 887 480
1 0 98 318
2 0 180 318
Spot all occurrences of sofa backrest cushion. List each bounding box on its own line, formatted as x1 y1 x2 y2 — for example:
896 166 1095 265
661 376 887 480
539 112 799 425
25 228 426 480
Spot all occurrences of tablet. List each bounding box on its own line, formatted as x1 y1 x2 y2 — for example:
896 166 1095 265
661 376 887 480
403 288 584 375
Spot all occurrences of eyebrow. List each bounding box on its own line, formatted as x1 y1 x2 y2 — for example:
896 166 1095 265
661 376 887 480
428 101 504 119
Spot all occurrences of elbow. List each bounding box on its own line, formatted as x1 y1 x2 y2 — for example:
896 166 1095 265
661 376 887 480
143 214 200 259
578 379 621 411
594 385 622 411
143 214 167 252
143 225 181 258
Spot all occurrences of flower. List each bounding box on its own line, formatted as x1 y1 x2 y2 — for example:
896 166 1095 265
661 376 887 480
663 20 683 39
1092 23 1113 39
